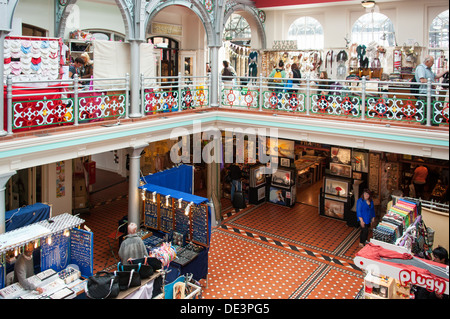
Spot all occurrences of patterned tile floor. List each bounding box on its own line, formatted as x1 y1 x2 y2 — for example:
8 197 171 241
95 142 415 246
83 170 365 299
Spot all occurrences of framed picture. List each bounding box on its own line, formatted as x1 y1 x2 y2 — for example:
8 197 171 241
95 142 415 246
352 150 369 173
324 199 345 220
330 147 351 165
324 177 349 197
271 169 293 189
267 138 295 159
330 163 352 178
280 158 290 167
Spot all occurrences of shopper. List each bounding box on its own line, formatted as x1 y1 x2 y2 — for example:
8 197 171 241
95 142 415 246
415 246 448 299
80 52 94 79
356 188 376 247
69 57 85 79
317 71 331 96
118 222 148 264
221 60 236 90
13 242 43 294
229 163 242 204
269 60 286 92
415 55 447 125
412 159 428 199
285 63 301 98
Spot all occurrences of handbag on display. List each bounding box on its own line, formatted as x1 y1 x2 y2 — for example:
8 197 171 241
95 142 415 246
114 269 141 291
85 271 120 299
120 258 154 279
129 256 162 271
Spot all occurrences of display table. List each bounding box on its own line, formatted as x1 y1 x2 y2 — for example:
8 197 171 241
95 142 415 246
0 267 84 299
354 240 449 296
115 271 162 299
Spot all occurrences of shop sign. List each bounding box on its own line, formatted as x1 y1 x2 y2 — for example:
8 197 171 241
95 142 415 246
399 269 447 294
151 23 182 37
272 40 297 50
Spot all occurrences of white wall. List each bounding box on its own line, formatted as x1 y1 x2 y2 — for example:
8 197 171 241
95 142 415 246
43 161 72 217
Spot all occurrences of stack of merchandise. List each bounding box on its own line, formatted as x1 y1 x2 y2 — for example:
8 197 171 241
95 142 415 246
373 199 418 244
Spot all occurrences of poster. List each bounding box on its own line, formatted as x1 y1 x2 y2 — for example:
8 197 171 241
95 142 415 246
56 161 65 198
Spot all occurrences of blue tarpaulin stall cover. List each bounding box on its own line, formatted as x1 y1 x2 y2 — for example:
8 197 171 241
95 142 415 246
141 165 193 194
5 203 51 232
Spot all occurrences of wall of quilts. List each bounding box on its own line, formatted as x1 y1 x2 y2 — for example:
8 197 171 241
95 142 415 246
3 36 63 82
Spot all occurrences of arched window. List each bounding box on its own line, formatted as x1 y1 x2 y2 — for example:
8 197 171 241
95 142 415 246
287 17 324 50
224 14 251 41
351 12 395 47
428 10 449 73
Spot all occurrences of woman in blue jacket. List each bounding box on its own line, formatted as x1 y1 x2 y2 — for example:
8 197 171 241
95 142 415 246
356 188 376 247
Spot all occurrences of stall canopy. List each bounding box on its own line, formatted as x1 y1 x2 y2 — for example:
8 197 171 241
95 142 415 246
5 203 51 232
354 241 449 295
138 184 208 206
141 165 193 194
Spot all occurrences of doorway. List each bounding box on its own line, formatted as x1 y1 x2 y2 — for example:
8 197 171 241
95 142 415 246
150 36 179 84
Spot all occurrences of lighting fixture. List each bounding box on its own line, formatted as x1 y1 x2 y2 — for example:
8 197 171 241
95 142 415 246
361 0 375 8
152 191 157 203
165 195 171 206
178 198 183 209
185 202 194 216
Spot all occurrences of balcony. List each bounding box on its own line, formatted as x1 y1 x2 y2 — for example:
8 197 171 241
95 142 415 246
2 74 448 137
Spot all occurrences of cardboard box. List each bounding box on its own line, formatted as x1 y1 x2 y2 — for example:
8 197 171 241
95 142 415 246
73 196 87 209
73 177 87 196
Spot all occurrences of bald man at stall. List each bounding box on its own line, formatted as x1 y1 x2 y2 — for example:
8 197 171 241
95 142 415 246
13 243 43 294
118 223 148 264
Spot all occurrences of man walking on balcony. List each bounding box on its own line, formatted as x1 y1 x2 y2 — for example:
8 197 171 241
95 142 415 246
415 55 447 125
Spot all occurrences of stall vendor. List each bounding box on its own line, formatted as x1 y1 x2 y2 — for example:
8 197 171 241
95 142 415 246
13 243 43 294
118 223 148 264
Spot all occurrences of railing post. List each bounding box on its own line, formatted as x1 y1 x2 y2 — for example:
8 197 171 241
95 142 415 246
306 75 311 116
73 74 79 126
6 75 12 134
140 73 145 116
361 76 366 121
178 72 182 112
126 73 130 119
208 72 212 108
426 78 432 126
258 73 263 112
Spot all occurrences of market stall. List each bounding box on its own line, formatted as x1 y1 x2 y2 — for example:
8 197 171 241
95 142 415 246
354 240 449 299
354 195 449 299
0 213 91 299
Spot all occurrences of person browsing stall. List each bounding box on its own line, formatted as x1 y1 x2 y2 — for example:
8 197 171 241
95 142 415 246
269 60 287 92
412 159 428 199
118 222 148 264
356 189 376 247
229 163 242 203
69 57 85 79
415 246 448 299
13 242 43 294
80 52 94 79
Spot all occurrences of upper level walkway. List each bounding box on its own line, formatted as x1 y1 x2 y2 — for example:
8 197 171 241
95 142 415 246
1 74 448 174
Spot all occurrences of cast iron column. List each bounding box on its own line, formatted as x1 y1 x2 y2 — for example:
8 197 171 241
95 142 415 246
128 144 148 227
0 171 16 234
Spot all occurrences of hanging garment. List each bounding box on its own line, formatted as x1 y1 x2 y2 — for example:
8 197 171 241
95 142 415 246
325 50 333 74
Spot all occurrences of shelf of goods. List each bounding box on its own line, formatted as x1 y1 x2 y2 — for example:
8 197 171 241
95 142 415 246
373 198 418 244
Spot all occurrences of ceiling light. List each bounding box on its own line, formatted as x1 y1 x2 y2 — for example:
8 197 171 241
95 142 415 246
361 0 376 8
